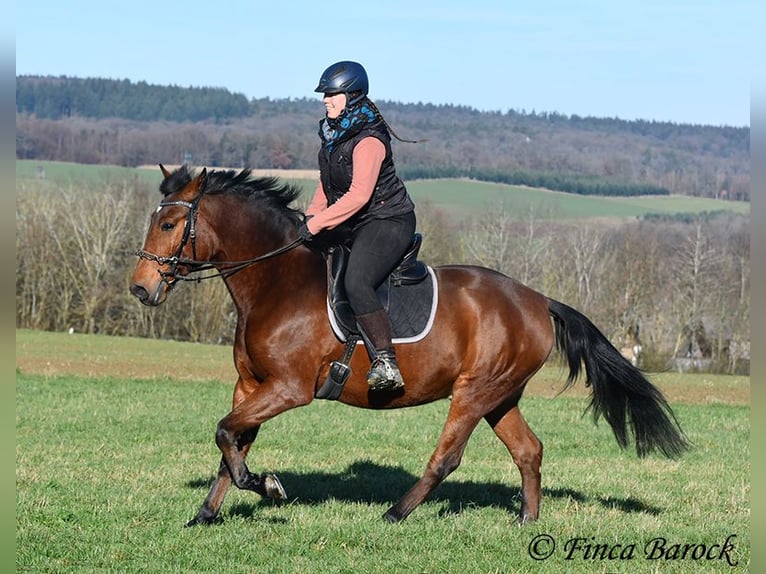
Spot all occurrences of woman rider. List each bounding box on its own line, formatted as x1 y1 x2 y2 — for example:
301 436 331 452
297 61 417 392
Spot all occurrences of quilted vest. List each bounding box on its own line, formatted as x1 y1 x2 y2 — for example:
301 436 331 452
317 122 414 230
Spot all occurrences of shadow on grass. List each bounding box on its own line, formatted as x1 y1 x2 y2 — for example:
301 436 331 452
186 459 662 520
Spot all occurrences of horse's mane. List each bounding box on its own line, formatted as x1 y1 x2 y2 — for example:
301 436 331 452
160 165 304 224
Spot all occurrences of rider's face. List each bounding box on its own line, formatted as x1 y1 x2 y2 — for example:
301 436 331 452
323 93 347 119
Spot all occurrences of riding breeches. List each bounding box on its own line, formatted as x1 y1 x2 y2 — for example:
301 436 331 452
344 211 417 315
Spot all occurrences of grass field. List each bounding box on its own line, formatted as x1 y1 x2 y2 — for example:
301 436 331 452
404 178 750 221
16 159 163 187
16 159 750 222
16 330 750 573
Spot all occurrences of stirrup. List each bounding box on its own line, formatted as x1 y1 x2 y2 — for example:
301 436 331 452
367 352 404 391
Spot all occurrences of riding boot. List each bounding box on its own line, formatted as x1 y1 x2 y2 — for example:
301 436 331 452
356 309 405 391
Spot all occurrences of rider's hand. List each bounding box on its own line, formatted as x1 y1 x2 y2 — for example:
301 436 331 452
297 221 314 242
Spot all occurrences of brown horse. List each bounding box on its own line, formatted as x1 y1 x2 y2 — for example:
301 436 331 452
130 165 688 526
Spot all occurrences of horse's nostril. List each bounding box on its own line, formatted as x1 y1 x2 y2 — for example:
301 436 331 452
130 283 149 302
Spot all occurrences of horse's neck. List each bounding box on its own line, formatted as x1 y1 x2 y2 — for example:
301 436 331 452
220 248 326 318
206 201 326 318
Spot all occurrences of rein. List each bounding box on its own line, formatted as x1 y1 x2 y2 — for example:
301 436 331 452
134 191 304 285
134 239 304 282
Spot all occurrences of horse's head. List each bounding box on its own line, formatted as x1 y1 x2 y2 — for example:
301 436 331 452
130 164 212 306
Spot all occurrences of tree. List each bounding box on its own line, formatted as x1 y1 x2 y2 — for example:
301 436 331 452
459 200 516 275
569 225 604 312
667 219 720 361
508 204 553 288
45 184 135 334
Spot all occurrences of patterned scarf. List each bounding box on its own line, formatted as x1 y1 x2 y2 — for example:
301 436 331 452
319 99 381 153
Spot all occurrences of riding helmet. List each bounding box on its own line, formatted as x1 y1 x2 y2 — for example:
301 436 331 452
314 61 369 105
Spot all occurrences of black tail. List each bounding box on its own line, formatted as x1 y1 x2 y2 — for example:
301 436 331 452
547 298 689 458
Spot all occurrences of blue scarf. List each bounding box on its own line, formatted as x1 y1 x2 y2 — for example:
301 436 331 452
319 100 380 153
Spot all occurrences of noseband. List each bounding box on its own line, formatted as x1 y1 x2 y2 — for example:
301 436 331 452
134 190 304 289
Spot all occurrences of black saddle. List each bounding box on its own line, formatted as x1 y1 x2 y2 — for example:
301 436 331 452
327 233 432 340
316 233 436 399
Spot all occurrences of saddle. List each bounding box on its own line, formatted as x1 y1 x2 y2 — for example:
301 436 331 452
327 233 433 340
317 233 438 399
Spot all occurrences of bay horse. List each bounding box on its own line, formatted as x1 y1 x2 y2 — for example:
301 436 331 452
129 165 688 526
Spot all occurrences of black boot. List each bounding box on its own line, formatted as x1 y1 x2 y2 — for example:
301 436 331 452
356 310 405 391
367 349 404 391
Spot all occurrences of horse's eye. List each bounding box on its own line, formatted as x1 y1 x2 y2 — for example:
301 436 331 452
160 222 175 231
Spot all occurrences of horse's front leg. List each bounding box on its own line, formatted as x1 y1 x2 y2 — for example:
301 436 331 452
186 458 236 527
186 427 287 526
215 423 287 498
186 428 260 527
186 372 311 527
214 379 312 503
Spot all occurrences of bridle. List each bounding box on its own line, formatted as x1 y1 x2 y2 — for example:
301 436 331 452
134 189 303 290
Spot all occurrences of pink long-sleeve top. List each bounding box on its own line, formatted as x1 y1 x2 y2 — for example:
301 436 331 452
304 136 386 235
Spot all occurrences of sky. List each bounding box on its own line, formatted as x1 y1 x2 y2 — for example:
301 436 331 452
14 0 757 127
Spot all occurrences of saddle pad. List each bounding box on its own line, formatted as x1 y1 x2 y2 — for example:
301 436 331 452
328 266 438 344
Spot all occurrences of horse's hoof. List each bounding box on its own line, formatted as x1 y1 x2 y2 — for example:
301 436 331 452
517 512 538 526
185 516 212 527
382 508 403 523
263 473 287 500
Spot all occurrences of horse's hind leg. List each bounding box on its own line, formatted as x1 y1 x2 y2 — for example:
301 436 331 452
383 395 484 523
484 401 543 524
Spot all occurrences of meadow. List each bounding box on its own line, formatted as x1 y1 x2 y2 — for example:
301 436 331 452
16 329 749 573
16 159 750 222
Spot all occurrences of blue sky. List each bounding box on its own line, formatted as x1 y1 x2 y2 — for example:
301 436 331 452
15 0 756 127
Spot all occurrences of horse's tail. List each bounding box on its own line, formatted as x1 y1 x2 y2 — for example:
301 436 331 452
546 297 689 459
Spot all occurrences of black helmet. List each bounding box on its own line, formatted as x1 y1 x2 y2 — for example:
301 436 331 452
314 61 368 104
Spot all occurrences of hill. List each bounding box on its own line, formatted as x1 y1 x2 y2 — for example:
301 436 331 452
15 75 750 200
16 159 749 223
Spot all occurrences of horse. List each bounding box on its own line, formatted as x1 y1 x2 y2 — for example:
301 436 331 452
129 165 688 526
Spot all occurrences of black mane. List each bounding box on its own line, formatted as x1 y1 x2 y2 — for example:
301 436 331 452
160 165 305 224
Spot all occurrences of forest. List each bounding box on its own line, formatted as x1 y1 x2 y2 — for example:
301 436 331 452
16 75 750 200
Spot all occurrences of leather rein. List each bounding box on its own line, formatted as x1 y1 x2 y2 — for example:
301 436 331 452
134 189 304 288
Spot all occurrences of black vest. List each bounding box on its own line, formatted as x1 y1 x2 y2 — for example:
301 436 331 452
318 122 414 230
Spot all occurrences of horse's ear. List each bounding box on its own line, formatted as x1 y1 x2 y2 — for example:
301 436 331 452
191 167 208 192
159 164 171 179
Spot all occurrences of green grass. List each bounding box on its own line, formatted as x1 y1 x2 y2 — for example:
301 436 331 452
17 160 749 222
406 178 750 220
16 332 750 573
15 328 750 406
15 328 238 383
16 159 163 187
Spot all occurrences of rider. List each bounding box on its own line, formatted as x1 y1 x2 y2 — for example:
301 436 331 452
297 60 417 392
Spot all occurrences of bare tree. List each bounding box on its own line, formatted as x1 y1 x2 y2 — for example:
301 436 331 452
506 205 552 288
569 225 605 312
666 219 721 361
597 222 662 351
415 202 460 267
42 183 133 333
459 199 516 275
